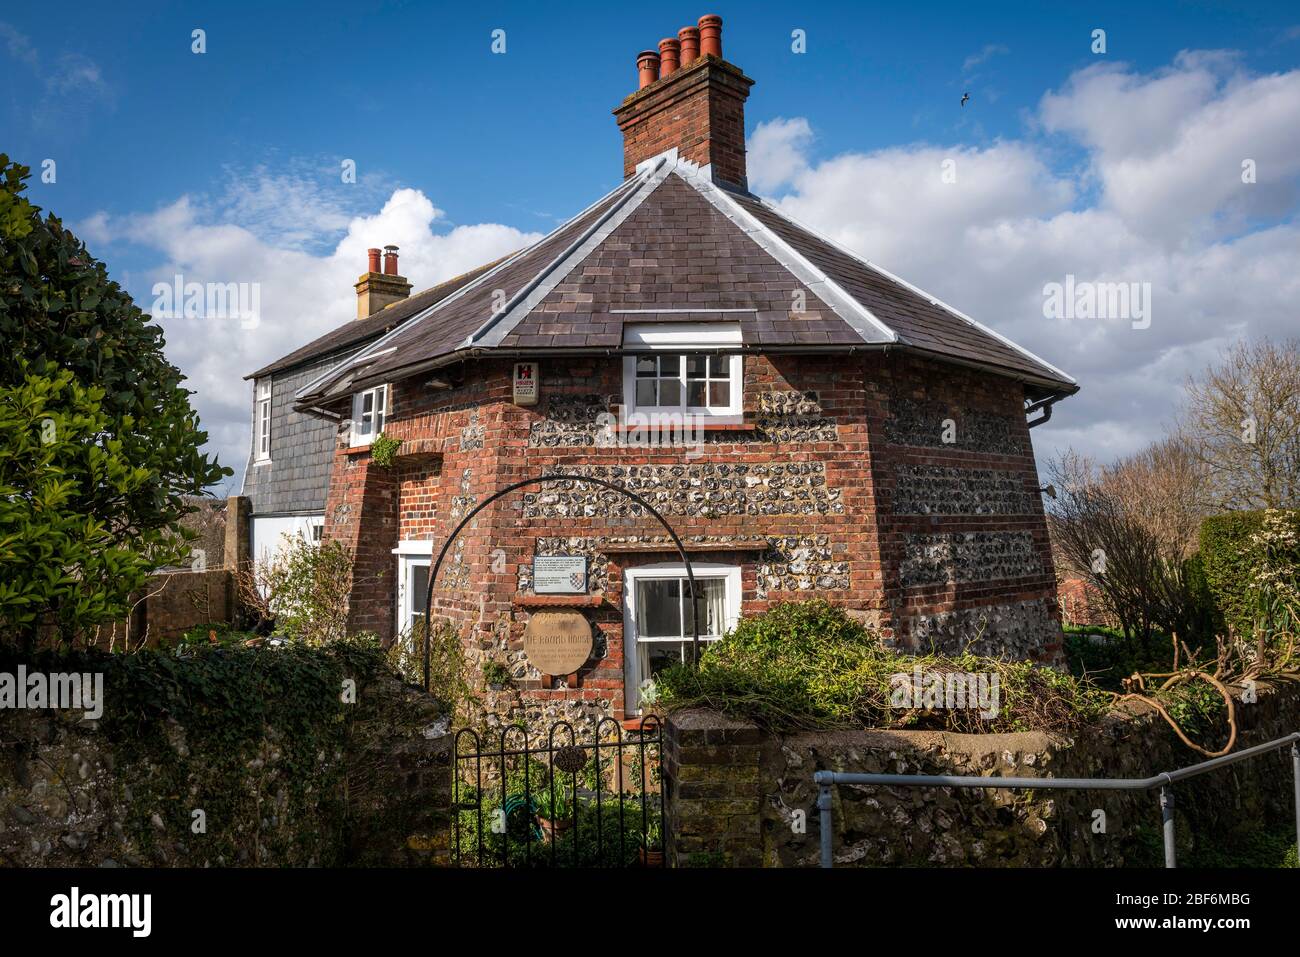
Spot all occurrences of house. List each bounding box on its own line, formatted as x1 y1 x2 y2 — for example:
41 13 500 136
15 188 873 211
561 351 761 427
243 14 1078 729
240 253 499 561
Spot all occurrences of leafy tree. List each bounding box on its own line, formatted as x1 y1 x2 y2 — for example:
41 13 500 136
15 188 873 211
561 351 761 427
0 155 228 643
0 364 155 647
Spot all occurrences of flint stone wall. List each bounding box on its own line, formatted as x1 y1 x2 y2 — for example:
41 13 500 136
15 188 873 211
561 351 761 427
900 531 1043 588
0 670 452 868
664 681 1300 867
900 596 1060 659
522 463 844 518
893 465 1036 516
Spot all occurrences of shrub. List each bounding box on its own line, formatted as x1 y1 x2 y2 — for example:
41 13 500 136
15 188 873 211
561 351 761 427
0 155 228 645
236 534 353 644
388 618 472 719
656 600 1111 733
1199 509 1300 639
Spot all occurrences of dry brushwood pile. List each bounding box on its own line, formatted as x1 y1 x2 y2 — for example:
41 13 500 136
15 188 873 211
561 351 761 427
1111 629 1300 757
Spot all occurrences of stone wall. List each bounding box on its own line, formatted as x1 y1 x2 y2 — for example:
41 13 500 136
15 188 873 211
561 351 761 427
90 496 250 650
0 655 451 867
871 354 1063 664
664 682 1300 867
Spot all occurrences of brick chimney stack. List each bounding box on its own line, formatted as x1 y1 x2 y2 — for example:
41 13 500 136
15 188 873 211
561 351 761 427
614 14 754 190
354 245 412 318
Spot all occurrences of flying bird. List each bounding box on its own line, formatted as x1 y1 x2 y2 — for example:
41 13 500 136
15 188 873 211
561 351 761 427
960 92 971 107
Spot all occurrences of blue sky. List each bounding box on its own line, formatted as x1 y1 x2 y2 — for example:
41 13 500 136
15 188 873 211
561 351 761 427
3 1 1300 489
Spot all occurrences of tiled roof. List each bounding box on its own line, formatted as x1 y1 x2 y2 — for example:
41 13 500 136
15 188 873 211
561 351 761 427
246 258 506 380
295 153 1076 406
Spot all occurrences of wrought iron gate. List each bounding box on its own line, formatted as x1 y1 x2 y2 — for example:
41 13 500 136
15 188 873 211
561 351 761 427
451 716 665 868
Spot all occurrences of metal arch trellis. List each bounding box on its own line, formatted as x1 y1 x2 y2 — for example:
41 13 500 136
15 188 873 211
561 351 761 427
420 473 701 691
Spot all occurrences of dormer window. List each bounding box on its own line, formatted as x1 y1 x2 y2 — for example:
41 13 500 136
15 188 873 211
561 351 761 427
622 322 742 423
351 384 387 446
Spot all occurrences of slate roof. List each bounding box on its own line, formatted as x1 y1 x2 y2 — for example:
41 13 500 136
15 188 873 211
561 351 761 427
247 258 505 380
293 153 1076 407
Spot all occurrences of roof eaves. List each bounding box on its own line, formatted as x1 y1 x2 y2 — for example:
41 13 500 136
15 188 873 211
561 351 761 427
752 197 1078 388
677 165 898 346
467 156 674 349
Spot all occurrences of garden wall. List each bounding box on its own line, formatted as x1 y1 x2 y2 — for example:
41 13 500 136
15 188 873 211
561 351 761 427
0 644 452 867
665 681 1300 867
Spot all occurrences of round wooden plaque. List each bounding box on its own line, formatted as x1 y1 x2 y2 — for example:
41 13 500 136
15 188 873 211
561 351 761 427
523 611 594 676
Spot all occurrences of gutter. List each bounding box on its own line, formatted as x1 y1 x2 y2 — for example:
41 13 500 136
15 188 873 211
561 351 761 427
1025 393 1067 429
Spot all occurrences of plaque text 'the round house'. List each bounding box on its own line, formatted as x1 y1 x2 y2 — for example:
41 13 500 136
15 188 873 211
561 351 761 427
522 611 594 676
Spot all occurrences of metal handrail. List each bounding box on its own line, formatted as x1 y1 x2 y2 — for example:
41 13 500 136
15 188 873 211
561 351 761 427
814 731 1300 868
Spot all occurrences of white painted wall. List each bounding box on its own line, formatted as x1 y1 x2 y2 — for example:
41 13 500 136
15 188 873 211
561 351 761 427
251 515 325 565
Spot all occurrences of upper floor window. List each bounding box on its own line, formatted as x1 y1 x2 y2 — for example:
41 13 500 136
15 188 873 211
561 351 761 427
255 384 272 462
351 384 387 446
621 323 743 422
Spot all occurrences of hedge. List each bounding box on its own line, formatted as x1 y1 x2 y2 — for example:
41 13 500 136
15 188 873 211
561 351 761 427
1198 509 1300 639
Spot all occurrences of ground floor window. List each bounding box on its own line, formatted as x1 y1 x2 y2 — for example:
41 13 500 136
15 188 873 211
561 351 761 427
623 564 741 714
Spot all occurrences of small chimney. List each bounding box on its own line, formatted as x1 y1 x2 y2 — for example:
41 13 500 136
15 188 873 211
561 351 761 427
658 38 680 78
678 26 700 65
615 13 753 189
354 244 412 319
637 50 661 89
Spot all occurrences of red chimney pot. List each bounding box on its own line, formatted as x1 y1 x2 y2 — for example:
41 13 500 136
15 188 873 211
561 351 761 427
636 50 661 89
658 38 680 77
678 26 700 65
382 245 399 276
367 247 381 274
698 14 722 59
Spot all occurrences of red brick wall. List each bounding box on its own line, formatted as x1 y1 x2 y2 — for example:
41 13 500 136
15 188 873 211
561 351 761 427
614 57 753 188
321 350 1063 729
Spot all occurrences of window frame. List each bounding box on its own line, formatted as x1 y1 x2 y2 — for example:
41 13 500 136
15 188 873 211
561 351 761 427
350 384 388 447
621 322 744 424
622 563 741 714
255 383 272 463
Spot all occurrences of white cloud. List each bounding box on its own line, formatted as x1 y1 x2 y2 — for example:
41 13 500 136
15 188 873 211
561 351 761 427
79 172 543 490
746 117 813 194
747 51 1300 471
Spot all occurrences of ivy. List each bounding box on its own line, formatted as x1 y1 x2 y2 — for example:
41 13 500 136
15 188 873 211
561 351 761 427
0 637 395 866
370 432 402 468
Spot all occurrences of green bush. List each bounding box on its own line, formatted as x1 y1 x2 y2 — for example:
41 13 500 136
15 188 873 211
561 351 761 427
236 534 353 644
1199 511 1267 639
1199 509 1300 639
0 155 228 645
1062 628 1175 689
370 432 402 468
656 600 1111 733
